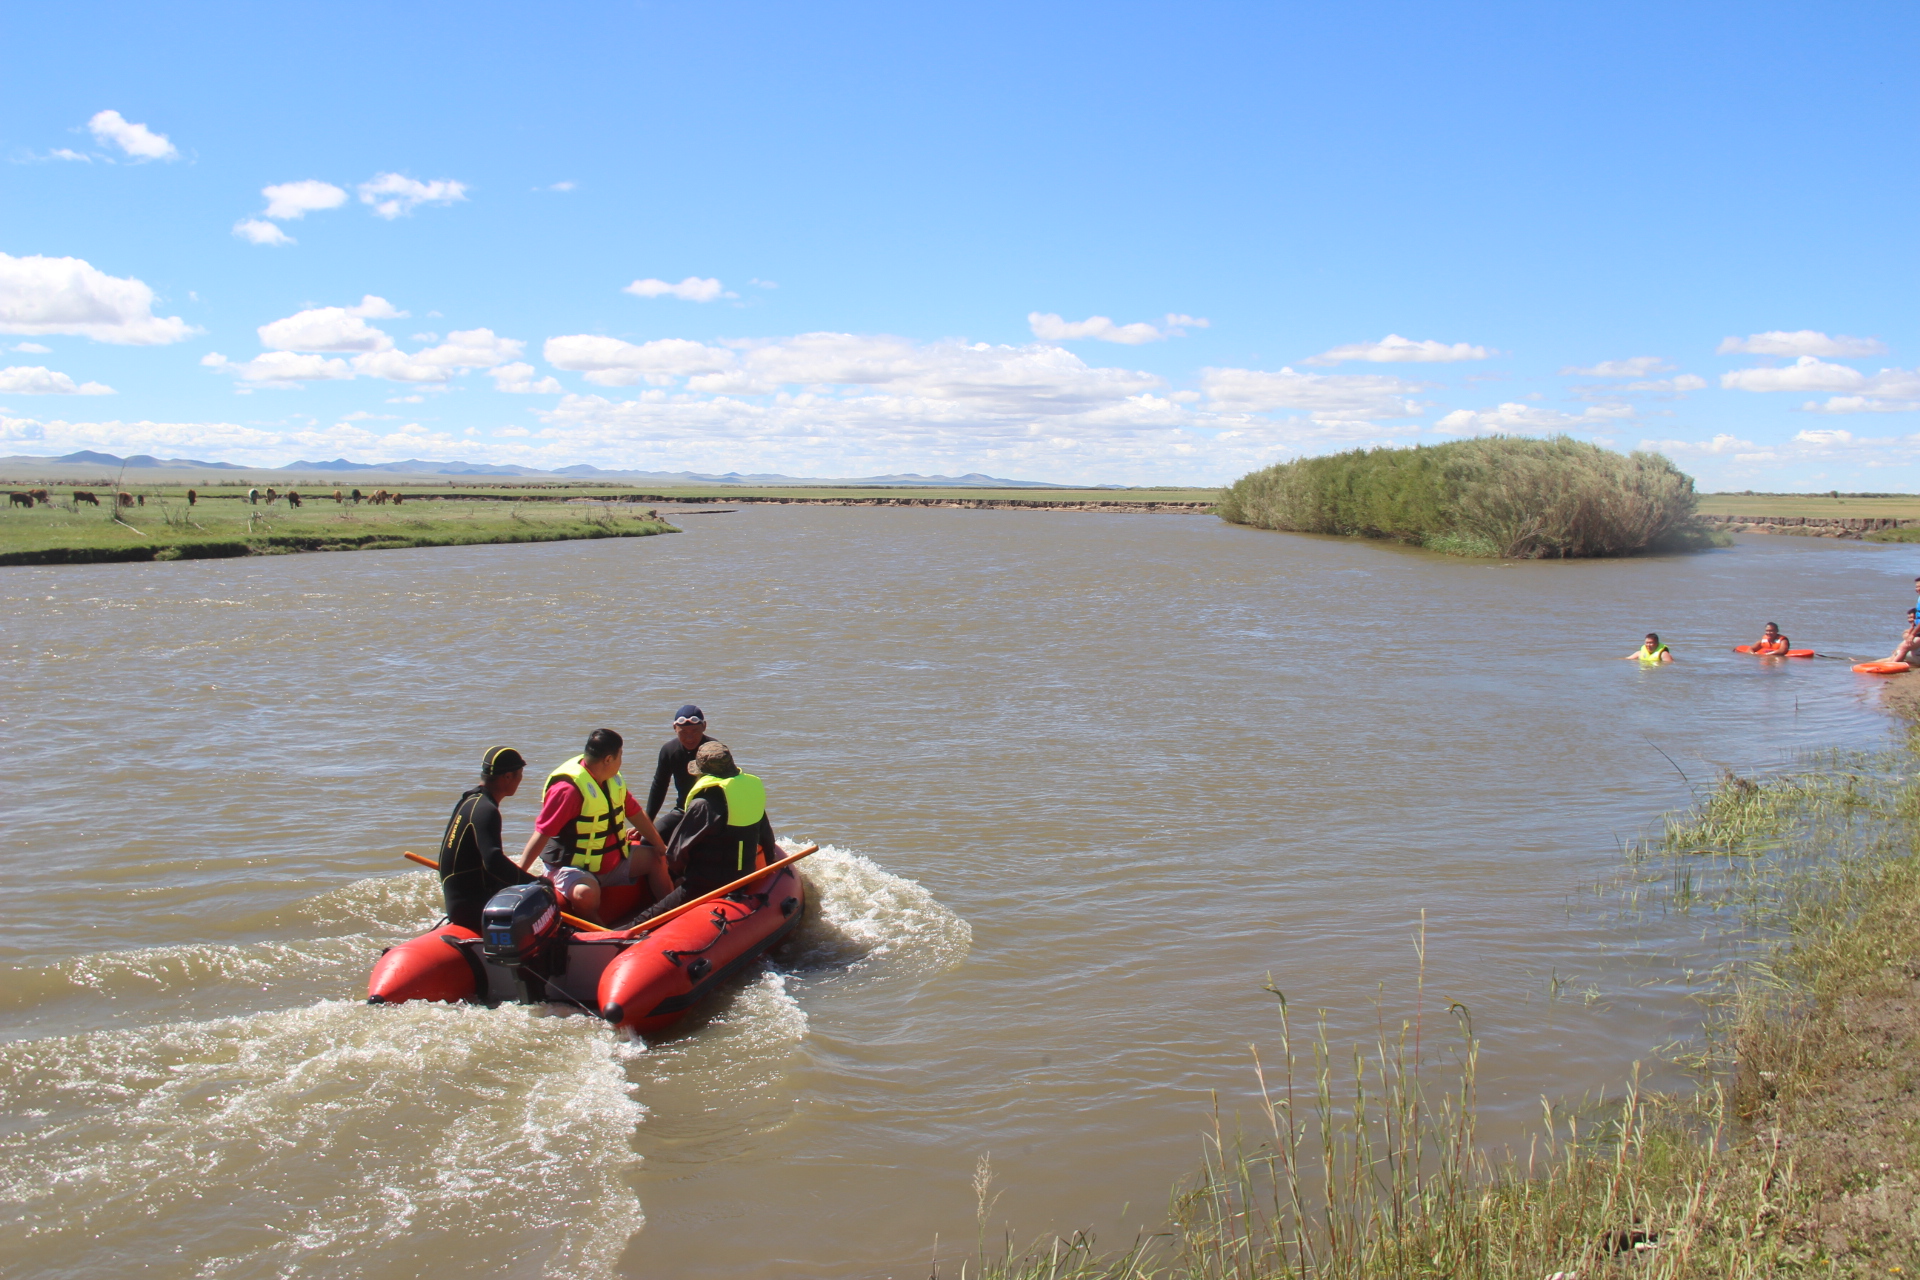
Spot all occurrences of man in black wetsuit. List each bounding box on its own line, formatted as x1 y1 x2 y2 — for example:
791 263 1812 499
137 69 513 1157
646 705 712 845
437 746 537 930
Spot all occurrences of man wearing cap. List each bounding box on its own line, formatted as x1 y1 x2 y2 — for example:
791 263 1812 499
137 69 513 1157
664 741 781 898
519 728 673 921
646 705 712 845
437 746 538 931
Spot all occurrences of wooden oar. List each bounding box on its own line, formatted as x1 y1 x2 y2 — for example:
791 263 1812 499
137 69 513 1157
620 844 819 938
401 850 604 932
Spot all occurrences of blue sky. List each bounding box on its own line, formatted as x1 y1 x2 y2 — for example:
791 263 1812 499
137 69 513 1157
1 2 1914 487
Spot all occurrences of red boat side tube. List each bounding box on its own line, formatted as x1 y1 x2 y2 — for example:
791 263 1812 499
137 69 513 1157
368 926 482 1004
598 866 806 1037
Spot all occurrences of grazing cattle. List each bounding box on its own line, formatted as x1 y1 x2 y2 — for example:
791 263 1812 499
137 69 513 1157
27 488 49 506
265 487 278 505
248 488 259 505
186 488 197 506
8 492 32 508
369 489 391 505
392 492 405 505
136 493 145 507
350 487 363 503
333 489 344 504
286 490 302 508
117 492 135 508
73 489 100 506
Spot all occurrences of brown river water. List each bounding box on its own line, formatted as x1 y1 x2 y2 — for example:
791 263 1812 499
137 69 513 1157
0 507 1910 1279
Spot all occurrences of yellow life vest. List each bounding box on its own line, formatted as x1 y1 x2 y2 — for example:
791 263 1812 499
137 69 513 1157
1634 644 1670 664
543 756 627 872
687 772 767 871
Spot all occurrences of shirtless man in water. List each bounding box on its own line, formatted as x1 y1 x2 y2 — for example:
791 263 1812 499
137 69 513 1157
1626 632 1674 663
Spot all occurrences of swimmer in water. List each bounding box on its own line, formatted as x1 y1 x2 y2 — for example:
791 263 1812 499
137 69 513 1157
1626 632 1674 663
1751 622 1790 654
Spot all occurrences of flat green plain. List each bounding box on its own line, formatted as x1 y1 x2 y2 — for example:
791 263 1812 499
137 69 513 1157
0 492 674 565
1695 493 1920 520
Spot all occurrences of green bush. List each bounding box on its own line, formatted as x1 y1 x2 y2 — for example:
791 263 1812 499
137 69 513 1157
1217 436 1701 559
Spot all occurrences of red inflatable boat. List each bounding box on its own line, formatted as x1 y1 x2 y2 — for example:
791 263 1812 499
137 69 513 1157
368 850 810 1037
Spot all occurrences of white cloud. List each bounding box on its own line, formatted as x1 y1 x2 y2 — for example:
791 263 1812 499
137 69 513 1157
1028 312 1169 345
49 148 90 163
358 173 468 219
1798 369 1920 414
259 305 396 353
86 110 177 161
624 276 730 302
1559 357 1673 377
1163 314 1209 332
1640 433 1757 456
1717 330 1887 358
749 278 779 290
547 181 576 192
1200 366 1426 420
490 362 564 394
14 342 51 353
1630 374 1707 392
545 335 737 386
262 180 349 220
1720 356 1865 392
1304 334 1494 366
0 366 114 395
1432 402 1634 435
0 252 195 344
351 329 523 382
233 218 294 246
201 351 354 387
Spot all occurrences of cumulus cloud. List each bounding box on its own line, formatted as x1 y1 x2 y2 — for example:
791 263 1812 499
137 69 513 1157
1717 330 1887 358
14 342 51 354
0 252 195 344
258 301 400 353
1027 312 1204 344
624 277 730 302
1432 402 1634 435
490 362 564 394
0 365 114 395
49 148 91 163
351 330 524 382
262 180 349 220
1720 356 1865 393
1802 395 1920 414
358 173 468 219
86 110 177 161
1200 366 1426 420
233 218 294 246
545 335 738 386
201 351 355 387
1559 356 1673 377
1639 433 1757 457
1304 334 1493 366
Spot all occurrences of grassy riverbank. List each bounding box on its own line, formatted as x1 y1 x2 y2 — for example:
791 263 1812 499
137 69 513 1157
1696 493 1920 522
0 494 674 565
964 725 1920 1278
1217 437 1704 559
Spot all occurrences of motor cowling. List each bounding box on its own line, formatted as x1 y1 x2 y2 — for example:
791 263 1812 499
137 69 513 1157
481 882 561 965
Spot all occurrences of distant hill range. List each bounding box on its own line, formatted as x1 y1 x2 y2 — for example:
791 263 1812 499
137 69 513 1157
0 450 1106 488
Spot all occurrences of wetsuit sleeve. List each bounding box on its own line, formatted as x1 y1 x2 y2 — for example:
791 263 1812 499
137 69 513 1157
647 742 674 817
476 798 534 891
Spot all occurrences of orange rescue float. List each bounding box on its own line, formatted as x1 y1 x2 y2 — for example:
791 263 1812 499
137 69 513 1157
1734 645 1815 658
368 851 810 1037
1854 661 1911 675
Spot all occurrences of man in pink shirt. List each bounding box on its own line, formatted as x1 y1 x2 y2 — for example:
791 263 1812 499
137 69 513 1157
517 728 672 920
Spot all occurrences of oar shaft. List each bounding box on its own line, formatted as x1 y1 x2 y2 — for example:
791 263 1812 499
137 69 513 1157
624 844 819 938
401 850 602 932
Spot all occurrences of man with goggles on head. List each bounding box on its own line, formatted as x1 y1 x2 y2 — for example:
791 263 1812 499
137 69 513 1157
646 704 714 845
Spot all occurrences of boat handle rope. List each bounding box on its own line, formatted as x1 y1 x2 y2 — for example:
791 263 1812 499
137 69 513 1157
662 908 731 968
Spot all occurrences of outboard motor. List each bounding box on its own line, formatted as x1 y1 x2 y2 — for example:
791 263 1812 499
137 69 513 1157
478 882 565 1001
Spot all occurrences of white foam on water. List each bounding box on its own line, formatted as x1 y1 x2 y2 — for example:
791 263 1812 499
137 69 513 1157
782 844 972 979
293 872 445 935
0 1000 646 1279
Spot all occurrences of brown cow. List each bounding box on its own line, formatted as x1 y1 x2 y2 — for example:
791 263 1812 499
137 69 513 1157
248 488 259 504
286 490 302 508
8 492 32 507
264 487 278 505
392 492 405 505
116 491 134 507
73 489 100 506
333 488 344 504
27 488 49 506
136 493 145 506
369 489 391 505
186 488 197 506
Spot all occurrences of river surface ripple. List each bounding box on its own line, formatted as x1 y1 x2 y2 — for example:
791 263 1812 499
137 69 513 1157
0 508 1909 1278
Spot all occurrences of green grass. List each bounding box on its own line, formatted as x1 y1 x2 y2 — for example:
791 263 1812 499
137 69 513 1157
1696 493 1920 521
951 740 1920 1279
1216 437 1701 559
0 492 675 565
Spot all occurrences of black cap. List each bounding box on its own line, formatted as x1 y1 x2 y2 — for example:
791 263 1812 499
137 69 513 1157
482 746 526 779
673 704 705 725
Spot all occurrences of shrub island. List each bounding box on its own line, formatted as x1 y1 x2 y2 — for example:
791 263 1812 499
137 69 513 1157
1216 436 1711 558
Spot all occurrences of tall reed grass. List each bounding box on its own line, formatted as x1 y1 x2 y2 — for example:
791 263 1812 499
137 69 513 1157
951 736 1920 1279
1215 437 1700 559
